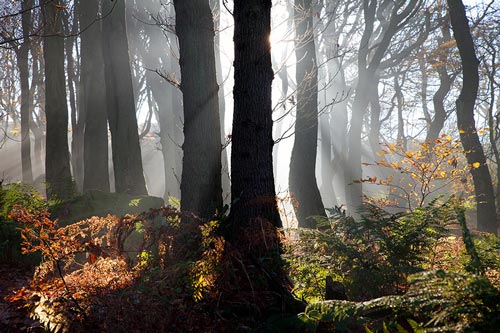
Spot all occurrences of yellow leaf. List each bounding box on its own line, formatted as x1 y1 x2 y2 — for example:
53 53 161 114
472 162 480 168
404 152 414 159
459 129 466 134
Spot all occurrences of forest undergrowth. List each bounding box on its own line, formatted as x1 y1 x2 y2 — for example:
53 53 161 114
1 183 500 332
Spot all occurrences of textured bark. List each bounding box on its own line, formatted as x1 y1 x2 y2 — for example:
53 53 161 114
447 0 497 234
81 0 109 192
41 0 72 199
289 0 326 228
17 0 34 184
173 0 222 220
102 0 147 195
230 0 281 228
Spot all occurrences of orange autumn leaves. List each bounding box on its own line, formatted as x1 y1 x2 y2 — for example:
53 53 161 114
360 134 481 210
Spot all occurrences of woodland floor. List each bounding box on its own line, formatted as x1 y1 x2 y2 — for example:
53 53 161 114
0 264 43 332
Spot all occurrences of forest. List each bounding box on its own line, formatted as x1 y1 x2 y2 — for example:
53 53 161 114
0 0 500 332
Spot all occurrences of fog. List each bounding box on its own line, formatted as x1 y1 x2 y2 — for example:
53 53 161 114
0 0 498 228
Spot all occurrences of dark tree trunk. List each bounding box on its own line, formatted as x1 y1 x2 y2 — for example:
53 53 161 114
173 0 223 220
18 0 34 184
41 0 73 199
289 0 326 228
222 1 304 319
230 0 281 228
102 0 147 195
447 0 497 234
81 0 110 192
426 19 453 143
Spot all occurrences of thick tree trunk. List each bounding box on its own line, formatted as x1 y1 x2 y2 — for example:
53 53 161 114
81 0 110 193
230 0 281 228
102 0 147 195
173 0 222 220
448 0 497 234
222 1 304 319
41 0 73 199
289 0 326 228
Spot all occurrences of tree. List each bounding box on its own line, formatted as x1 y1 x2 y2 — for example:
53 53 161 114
17 0 34 184
345 0 425 212
41 0 72 199
230 0 281 228
81 0 109 192
173 0 222 220
101 0 147 195
225 0 303 318
289 0 326 228
425 10 456 143
447 0 497 234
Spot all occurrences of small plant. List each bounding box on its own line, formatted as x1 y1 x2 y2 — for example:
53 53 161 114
360 135 475 211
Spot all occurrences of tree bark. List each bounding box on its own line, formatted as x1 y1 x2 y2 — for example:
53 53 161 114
447 0 497 234
81 0 110 192
102 0 147 195
41 0 73 199
173 0 223 220
289 0 326 228
230 0 281 228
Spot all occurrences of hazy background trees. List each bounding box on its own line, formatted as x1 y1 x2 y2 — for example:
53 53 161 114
0 0 499 232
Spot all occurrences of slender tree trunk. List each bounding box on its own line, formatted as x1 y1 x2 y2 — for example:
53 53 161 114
81 0 109 192
173 0 222 220
64 5 83 192
448 0 497 234
210 0 230 203
18 0 34 184
426 20 453 143
102 0 147 195
289 0 326 228
31 47 44 173
41 0 72 199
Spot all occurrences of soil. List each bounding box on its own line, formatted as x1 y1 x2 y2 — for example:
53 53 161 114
0 264 42 332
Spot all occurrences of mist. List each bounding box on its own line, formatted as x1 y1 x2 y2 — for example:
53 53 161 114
0 0 499 230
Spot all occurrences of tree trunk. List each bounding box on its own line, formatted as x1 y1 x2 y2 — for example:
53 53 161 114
41 0 73 199
81 0 110 193
64 5 83 192
230 0 281 228
101 0 147 195
223 1 304 319
173 0 223 220
289 0 326 228
426 19 453 143
210 0 231 204
18 0 34 184
447 0 497 234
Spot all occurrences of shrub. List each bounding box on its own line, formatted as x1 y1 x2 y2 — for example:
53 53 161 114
285 199 452 301
0 182 46 264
